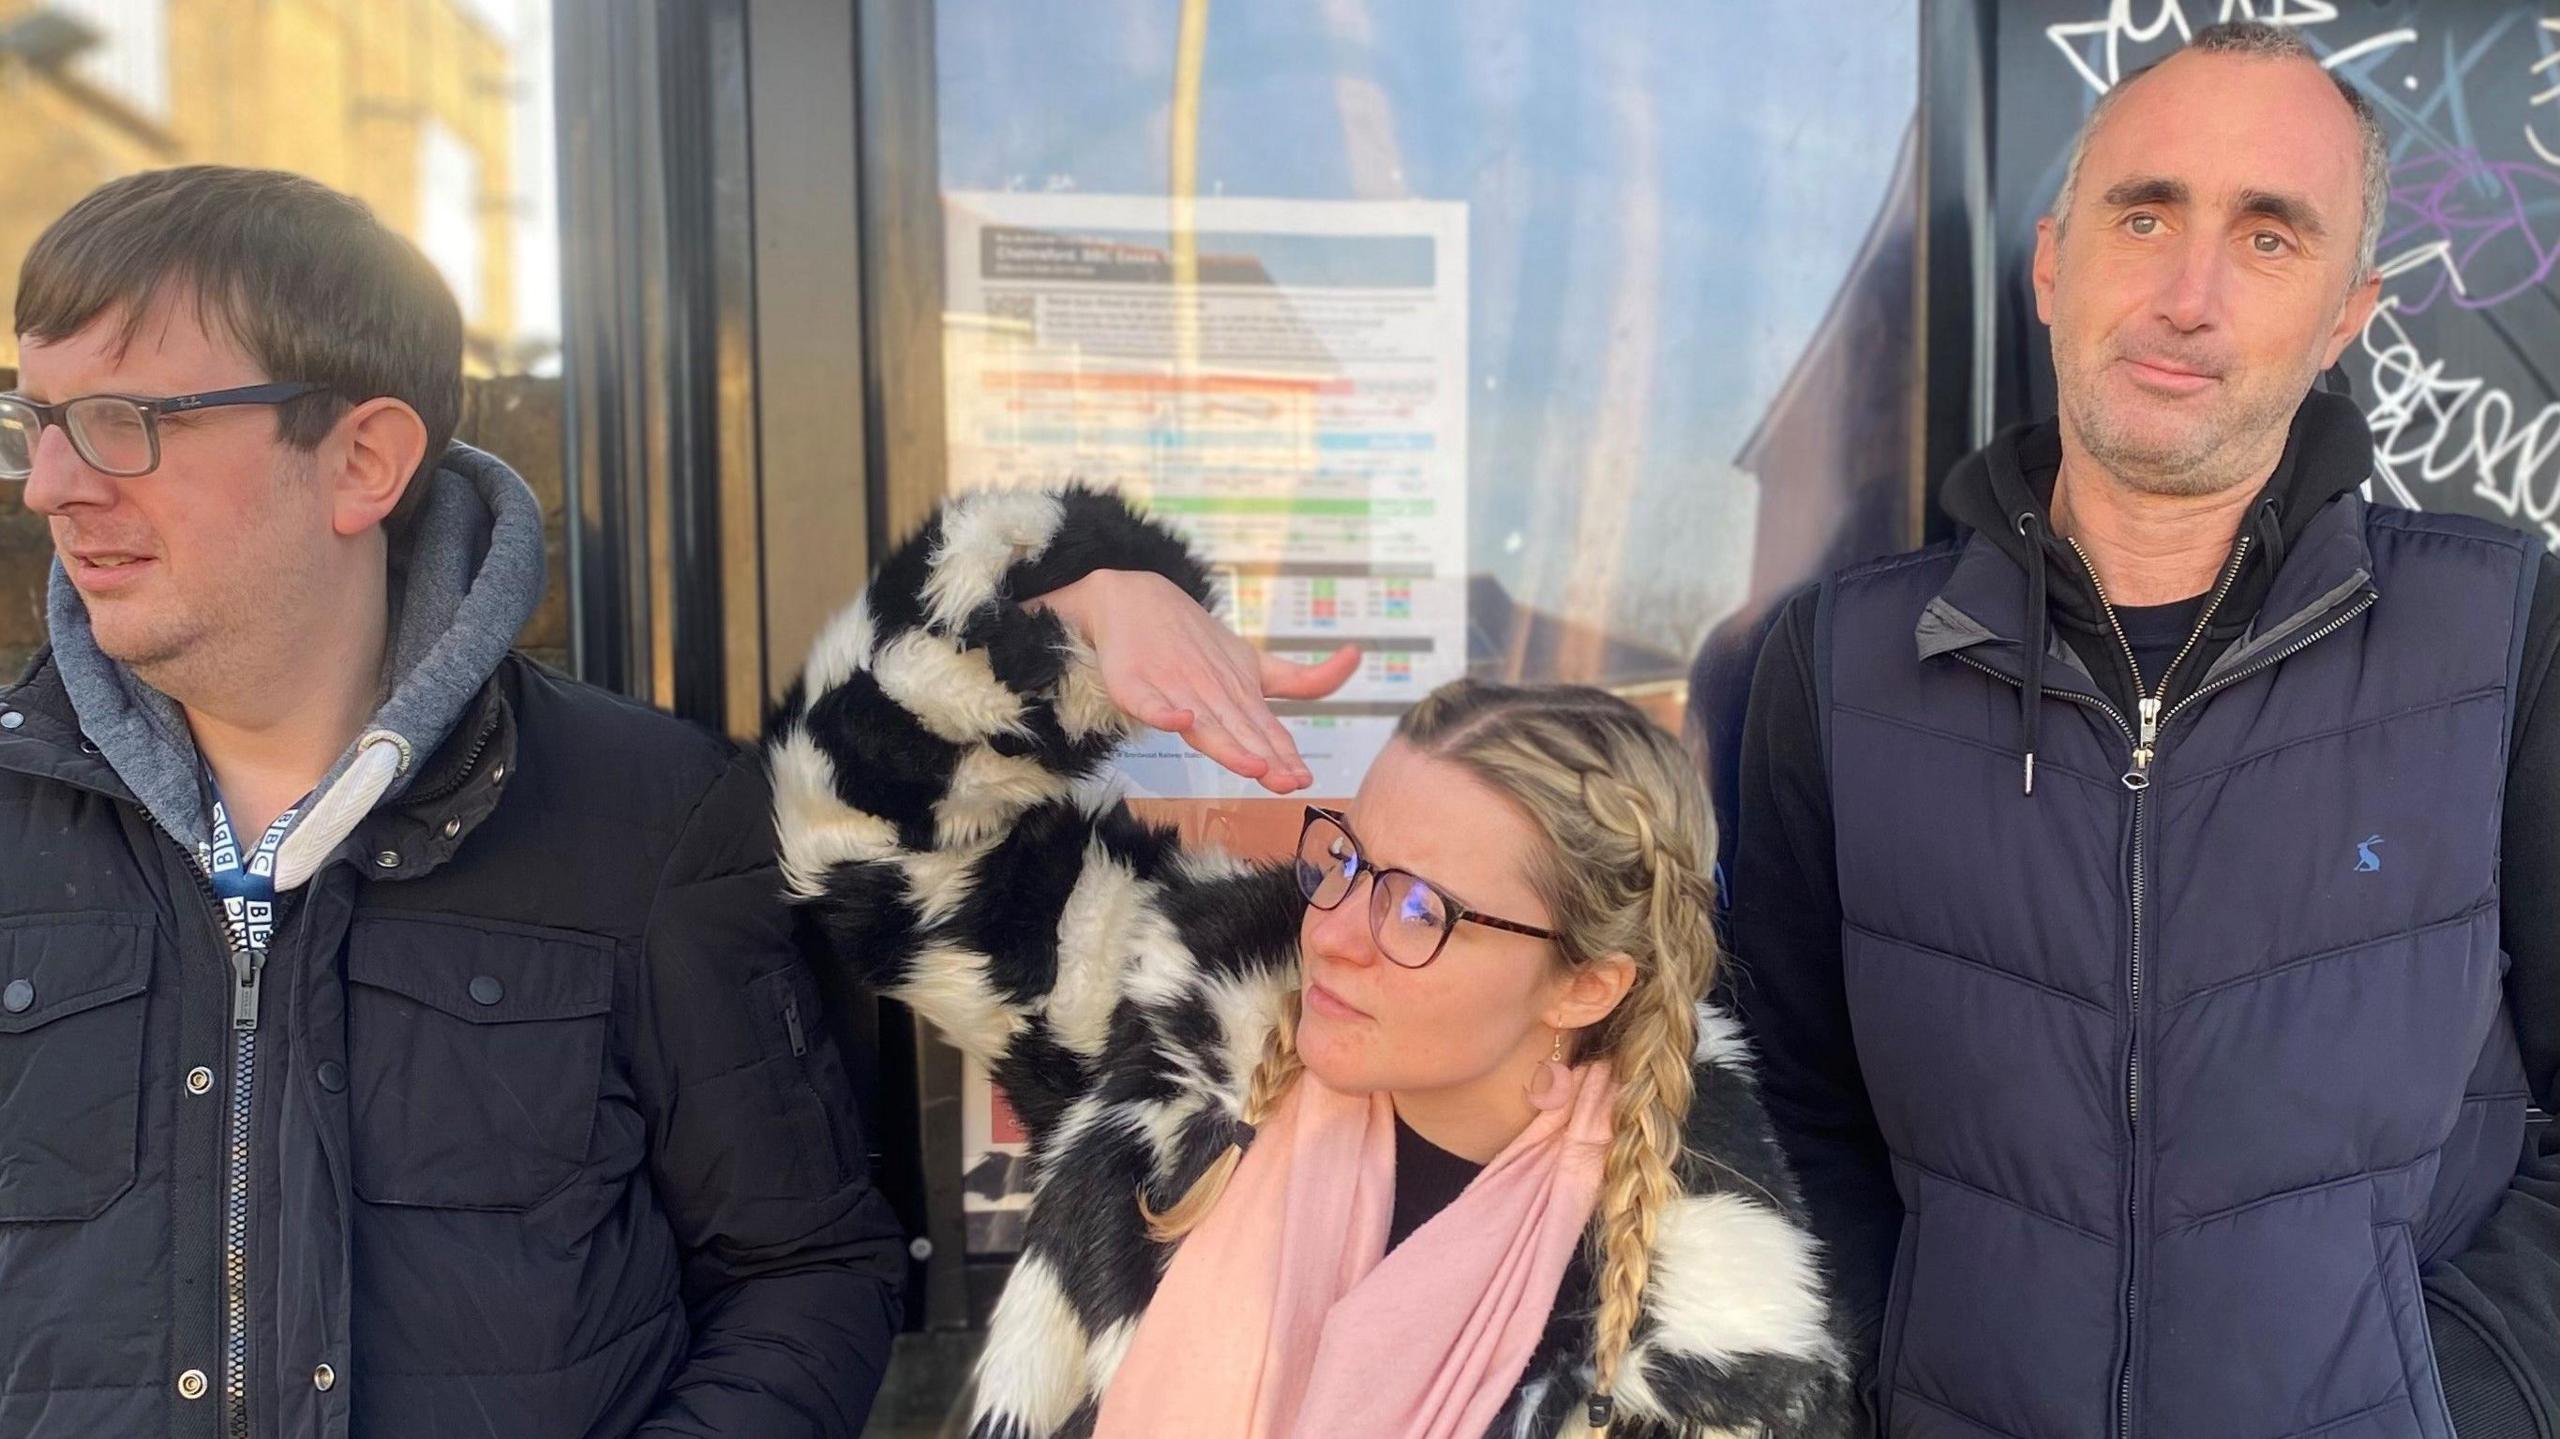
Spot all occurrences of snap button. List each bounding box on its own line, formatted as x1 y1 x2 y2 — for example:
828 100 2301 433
441 817 461 839
2 979 31 1014
313 1363 337 1392
186 1067 214 1096
0 711 22 731
468 975 504 1007
373 850 401 869
178 1369 208 1400
316 1061 347 1094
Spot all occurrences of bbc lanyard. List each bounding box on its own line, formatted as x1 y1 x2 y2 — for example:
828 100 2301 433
201 762 304 1029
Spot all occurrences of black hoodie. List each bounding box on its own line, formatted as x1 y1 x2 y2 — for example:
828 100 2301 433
1939 391 2382 719
1725 393 2560 1436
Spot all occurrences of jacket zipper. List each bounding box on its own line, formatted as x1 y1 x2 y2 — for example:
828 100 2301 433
2064 536 2243 1439
151 821 296 1439
2066 536 2251 791
2157 591 2378 732
1954 654 2132 743
223 987 257 1439
1959 628 2160 1439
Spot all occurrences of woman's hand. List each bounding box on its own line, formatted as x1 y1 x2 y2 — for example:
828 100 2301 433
1033 569 1361 793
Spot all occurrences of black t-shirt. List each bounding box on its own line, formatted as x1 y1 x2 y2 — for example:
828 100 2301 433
1389 1113 1482 1252
2112 594 2210 698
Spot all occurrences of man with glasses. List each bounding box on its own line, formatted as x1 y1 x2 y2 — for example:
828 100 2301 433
1728 23 2560 1438
1 382 331 478
0 167 908 1436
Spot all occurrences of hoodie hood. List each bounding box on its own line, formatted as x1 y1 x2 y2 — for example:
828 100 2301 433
1940 388 2376 641
46 442 545 886
1931 389 2376 796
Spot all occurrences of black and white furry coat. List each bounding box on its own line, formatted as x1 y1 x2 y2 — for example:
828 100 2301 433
768 488 1856 1439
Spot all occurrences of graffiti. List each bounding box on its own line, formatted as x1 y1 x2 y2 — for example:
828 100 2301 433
2360 298 2560 547
2045 1 2413 96
2043 0 2553 175
2532 18 2560 166
2374 148 2560 315
2035 1 2560 256
2046 0 2193 95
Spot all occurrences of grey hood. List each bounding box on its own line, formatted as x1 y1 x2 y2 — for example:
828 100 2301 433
47 442 546 887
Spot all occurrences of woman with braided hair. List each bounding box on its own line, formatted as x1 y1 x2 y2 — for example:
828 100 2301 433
770 488 1853 1438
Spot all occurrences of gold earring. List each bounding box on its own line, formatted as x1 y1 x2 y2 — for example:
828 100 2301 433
1526 1028 1572 1111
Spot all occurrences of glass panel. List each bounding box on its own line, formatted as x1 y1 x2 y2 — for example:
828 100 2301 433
0 0 565 680
929 0 1921 1256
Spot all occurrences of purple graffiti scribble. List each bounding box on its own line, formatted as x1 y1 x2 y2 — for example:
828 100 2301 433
2379 148 2560 316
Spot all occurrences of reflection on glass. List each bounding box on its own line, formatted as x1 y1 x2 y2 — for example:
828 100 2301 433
936 1 1919 797
0 0 565 677
931 0 1922 1255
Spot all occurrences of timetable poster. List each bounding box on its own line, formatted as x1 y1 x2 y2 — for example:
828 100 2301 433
943 190 1472 799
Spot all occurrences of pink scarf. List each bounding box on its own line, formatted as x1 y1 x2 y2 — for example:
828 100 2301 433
1094 1062 1615 1439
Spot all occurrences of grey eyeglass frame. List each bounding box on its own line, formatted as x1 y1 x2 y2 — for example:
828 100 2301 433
0 381 331 480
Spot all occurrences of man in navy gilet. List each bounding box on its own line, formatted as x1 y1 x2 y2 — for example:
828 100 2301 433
1731 21 2560 1439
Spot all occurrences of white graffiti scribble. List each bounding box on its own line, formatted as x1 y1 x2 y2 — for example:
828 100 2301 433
2372 239 2470 299
2360 299 2560 550
2045 0 2376 94
2531 20 2560 168
2048 0 2191 95
2320 29 2419 72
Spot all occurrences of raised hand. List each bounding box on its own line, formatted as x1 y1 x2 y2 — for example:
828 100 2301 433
1032 569 1361 793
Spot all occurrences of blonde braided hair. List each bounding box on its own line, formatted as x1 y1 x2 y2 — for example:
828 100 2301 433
1571 770 1715 1435
1144 680 1721 1436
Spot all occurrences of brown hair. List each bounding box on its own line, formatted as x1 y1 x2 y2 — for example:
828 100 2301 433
1145 679 1720 1433
16 166 464 515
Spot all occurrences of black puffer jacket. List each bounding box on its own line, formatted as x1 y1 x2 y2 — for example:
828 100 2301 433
0 649 907 1437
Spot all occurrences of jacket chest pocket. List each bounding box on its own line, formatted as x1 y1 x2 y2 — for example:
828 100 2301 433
345 917 615 1211
0 915 152 1222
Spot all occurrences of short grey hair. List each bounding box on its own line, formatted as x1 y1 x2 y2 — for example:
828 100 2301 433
2048 20 2391 286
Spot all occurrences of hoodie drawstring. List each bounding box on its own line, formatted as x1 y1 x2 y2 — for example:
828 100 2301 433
2251 495 2287 578
2018 511 2048 796
2010 498 2278 798
272 732 410 890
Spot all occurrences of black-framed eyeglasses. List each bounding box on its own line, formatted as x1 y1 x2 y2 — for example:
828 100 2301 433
1293 806 1562 969
0 382 330 481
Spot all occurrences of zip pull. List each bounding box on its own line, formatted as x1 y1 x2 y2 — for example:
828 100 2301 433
230 947 267 1031
782 996 809 1058
2124 697 2161 790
